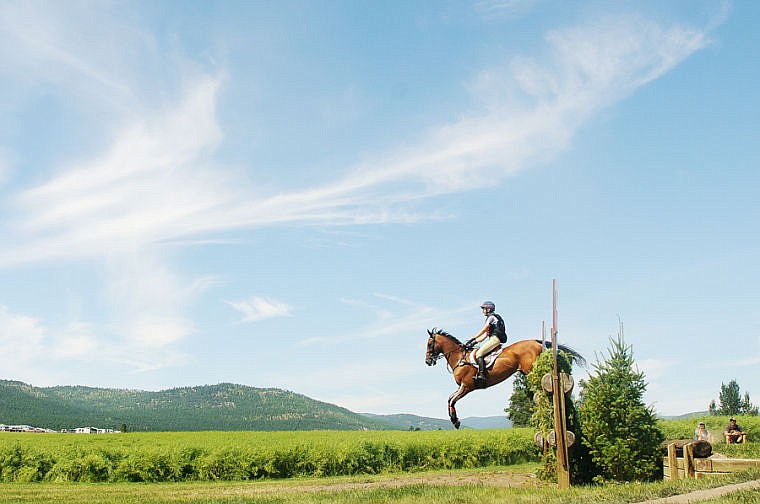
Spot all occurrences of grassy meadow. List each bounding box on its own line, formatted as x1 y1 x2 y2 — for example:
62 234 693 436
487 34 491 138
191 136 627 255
0 428 538 483
1 417 760 503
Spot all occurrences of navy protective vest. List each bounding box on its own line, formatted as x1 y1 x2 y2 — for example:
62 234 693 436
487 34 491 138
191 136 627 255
489 313 507 343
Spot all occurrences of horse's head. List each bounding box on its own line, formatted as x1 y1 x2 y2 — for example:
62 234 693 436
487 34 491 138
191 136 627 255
425 329 442 366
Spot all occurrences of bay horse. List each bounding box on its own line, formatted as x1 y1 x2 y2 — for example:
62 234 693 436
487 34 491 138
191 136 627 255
425 328 585 429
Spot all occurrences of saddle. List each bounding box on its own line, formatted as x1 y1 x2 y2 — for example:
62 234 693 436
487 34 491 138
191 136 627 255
464 345 504 369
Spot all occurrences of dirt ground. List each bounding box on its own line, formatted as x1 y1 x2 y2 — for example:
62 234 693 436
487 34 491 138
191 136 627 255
256 469 538 494
244 470 759 503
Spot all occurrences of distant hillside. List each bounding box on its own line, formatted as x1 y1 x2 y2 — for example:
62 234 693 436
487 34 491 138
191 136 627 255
0 380 397 432
661 411 709 420
362 413 454 430
459 416 512 430
362 413 511 430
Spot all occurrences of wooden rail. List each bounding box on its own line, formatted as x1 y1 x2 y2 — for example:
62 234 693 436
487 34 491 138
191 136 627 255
663 442 760 480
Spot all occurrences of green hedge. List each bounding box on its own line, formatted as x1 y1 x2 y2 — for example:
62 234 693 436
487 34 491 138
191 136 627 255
0 429 539 483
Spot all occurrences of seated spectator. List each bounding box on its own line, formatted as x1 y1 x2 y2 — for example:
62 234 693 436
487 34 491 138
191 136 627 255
724 417 747 444
694 421 711 442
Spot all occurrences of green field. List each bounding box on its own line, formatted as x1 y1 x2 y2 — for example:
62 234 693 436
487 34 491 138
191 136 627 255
0 428 539 483
2 419 760 503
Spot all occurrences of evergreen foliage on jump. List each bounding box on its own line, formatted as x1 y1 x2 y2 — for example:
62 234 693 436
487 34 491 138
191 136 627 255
527 349 592 483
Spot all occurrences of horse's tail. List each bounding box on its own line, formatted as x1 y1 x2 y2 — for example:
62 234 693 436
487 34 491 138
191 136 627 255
536 340 587 368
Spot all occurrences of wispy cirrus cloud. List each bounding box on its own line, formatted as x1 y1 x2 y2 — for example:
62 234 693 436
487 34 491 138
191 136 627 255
226 296 294 323
2 75 228 266
0 4 717 374
297 294 471 348
473 0 538 21
1 13 713 266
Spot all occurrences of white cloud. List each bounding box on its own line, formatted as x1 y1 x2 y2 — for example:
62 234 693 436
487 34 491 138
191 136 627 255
2 75 227 266
0 7 716 377
0 304 46 354
1 14 713 266
226 296 293 323
299 295 471 348
474 0 538 21
637 358 674 381
0 1 151 116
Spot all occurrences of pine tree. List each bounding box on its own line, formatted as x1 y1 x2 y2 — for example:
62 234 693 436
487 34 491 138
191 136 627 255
741 392 759 416
578 331 664 482
717 380 742 416
710 380 758 416
506 374 534 427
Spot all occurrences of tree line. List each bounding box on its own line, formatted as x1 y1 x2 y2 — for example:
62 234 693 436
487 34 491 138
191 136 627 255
0 381 393 432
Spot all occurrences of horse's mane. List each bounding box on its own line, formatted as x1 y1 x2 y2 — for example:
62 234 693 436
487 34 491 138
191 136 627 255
429 327 463 346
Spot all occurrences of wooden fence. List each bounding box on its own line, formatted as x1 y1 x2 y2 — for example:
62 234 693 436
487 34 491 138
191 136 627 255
663 441 760 480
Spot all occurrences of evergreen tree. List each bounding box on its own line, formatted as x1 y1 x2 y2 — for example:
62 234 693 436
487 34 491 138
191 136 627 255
717 380 742 416
710 380 758 416
741 392 759 416
578 332 664 482
506 374 534 427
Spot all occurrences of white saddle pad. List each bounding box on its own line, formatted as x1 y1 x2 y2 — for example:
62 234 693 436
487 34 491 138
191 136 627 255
466 345 504 368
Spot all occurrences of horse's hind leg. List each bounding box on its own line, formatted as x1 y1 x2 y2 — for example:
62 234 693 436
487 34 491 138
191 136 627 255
447 385 469 429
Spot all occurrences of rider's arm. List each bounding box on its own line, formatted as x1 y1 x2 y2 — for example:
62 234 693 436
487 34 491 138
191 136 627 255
472 323 489 342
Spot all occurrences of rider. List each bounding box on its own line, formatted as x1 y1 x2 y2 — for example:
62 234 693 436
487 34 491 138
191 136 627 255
466 301 507 383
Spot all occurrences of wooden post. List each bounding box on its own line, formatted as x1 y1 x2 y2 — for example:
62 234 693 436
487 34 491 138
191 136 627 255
542 320 546 346
683 443 695 478
551 279 570 488
667 443 679 480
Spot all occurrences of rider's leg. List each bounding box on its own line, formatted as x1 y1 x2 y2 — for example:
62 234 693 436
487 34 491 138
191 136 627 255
476 356 487 381
474 336 500 381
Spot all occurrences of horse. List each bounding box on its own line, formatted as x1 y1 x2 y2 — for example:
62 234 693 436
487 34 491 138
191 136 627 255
425 327 585 429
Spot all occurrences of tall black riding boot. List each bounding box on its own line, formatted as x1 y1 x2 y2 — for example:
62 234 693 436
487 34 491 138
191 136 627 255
475 356 487 383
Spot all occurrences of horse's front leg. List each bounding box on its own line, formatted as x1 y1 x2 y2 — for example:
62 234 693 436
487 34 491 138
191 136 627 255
447 385 470 429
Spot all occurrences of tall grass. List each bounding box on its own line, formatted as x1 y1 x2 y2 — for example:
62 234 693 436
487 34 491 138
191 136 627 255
0 429 539 483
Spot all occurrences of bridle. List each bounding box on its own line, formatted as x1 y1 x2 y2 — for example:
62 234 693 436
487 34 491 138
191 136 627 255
426 332 464 370
426 334 443 365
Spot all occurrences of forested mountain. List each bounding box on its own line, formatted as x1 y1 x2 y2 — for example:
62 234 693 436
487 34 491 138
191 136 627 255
0 380 397 432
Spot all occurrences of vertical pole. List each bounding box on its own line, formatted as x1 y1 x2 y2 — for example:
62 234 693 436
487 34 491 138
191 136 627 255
542 320 546 346
552 279 570 488
667 443 679 480
684 443 695 478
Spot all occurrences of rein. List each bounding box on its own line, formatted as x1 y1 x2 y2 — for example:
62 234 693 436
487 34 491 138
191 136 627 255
429 333 467 373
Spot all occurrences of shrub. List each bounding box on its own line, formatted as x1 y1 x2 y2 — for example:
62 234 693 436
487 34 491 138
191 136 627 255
0 444 54 482
578 333 664 482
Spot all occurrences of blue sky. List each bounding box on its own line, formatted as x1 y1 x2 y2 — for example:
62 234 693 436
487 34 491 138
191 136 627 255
0 0 758 420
